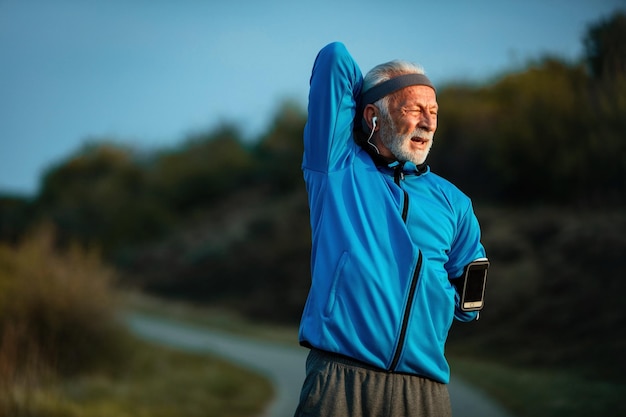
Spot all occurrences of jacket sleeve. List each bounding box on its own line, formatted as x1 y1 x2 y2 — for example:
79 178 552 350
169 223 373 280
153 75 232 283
302 42 363 173
446 202 487 322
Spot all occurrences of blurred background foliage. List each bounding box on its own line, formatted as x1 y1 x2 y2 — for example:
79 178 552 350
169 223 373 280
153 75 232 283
0 224 131 414
0 10 625 411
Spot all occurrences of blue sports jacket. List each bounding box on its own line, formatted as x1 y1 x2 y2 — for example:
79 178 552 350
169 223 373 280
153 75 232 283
298 42 486 384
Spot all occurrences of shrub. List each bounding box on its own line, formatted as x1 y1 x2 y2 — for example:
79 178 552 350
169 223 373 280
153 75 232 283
0 224 129 413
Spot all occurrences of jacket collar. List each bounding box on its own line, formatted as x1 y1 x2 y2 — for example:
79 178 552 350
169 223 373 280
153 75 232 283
364 145 428 177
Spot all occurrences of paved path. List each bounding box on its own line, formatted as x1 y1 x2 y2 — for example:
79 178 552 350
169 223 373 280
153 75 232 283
124 312 514 417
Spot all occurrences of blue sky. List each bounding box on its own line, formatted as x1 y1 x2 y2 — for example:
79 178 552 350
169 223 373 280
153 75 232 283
1 0 624 196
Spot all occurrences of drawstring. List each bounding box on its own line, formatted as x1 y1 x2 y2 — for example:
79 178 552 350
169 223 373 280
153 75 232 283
393 162 405 185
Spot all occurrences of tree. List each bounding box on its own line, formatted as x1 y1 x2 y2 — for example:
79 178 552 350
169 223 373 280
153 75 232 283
148 124 256 212
583 11 626 81
37 142 169 252
254 100 307 191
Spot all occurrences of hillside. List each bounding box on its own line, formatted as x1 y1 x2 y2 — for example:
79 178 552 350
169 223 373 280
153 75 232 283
118 185 312 323
117 183 626 383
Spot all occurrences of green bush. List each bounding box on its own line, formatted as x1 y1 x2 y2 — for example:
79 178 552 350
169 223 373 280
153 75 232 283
0 224 130 414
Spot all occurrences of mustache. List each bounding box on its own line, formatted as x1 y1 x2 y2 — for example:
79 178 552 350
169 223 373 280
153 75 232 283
412 128 434 141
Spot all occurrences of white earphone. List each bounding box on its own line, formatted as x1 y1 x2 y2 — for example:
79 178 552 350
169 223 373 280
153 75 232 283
367 116 380 154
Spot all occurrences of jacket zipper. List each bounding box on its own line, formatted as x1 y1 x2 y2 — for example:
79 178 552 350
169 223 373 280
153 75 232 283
389 164 423 371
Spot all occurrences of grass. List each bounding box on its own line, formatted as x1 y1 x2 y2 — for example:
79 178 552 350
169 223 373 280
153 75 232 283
121 291 300 346
447 355 626 417
127 292 626 417
0 226 273 417
4 336 273 417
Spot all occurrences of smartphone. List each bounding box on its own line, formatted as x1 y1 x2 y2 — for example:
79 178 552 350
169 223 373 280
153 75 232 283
460 259 490 311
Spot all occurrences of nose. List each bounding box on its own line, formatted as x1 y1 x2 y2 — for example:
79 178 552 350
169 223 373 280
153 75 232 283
419 112 436 132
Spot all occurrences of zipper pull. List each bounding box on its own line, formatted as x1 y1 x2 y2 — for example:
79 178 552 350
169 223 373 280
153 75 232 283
393 163 405 184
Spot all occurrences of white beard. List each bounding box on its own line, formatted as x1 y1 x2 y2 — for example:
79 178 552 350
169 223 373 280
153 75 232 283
380 121 434 166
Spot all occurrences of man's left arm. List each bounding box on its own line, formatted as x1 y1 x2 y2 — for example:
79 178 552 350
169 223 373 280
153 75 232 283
446 202 487 322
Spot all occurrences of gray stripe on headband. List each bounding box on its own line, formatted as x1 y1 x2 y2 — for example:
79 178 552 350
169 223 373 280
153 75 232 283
360 73 436 107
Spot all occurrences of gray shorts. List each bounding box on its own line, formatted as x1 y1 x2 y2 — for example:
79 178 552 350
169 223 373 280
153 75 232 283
294 349 452 417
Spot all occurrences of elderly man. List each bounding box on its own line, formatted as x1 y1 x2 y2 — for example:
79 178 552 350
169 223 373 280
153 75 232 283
294 42 488 417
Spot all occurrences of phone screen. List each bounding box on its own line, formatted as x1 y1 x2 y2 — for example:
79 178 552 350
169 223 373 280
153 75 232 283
462 262 488 310
465 268 486 302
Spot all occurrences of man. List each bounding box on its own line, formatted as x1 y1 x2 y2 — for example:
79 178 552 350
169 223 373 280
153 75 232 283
294 42 487 417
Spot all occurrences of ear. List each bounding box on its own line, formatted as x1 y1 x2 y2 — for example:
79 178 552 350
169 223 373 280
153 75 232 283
363 104 379 130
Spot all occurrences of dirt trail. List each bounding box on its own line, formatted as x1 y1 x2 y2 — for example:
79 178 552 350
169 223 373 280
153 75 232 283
124 312 514 417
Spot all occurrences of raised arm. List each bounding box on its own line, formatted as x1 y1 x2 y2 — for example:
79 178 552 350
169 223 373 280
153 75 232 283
303 42 363 172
